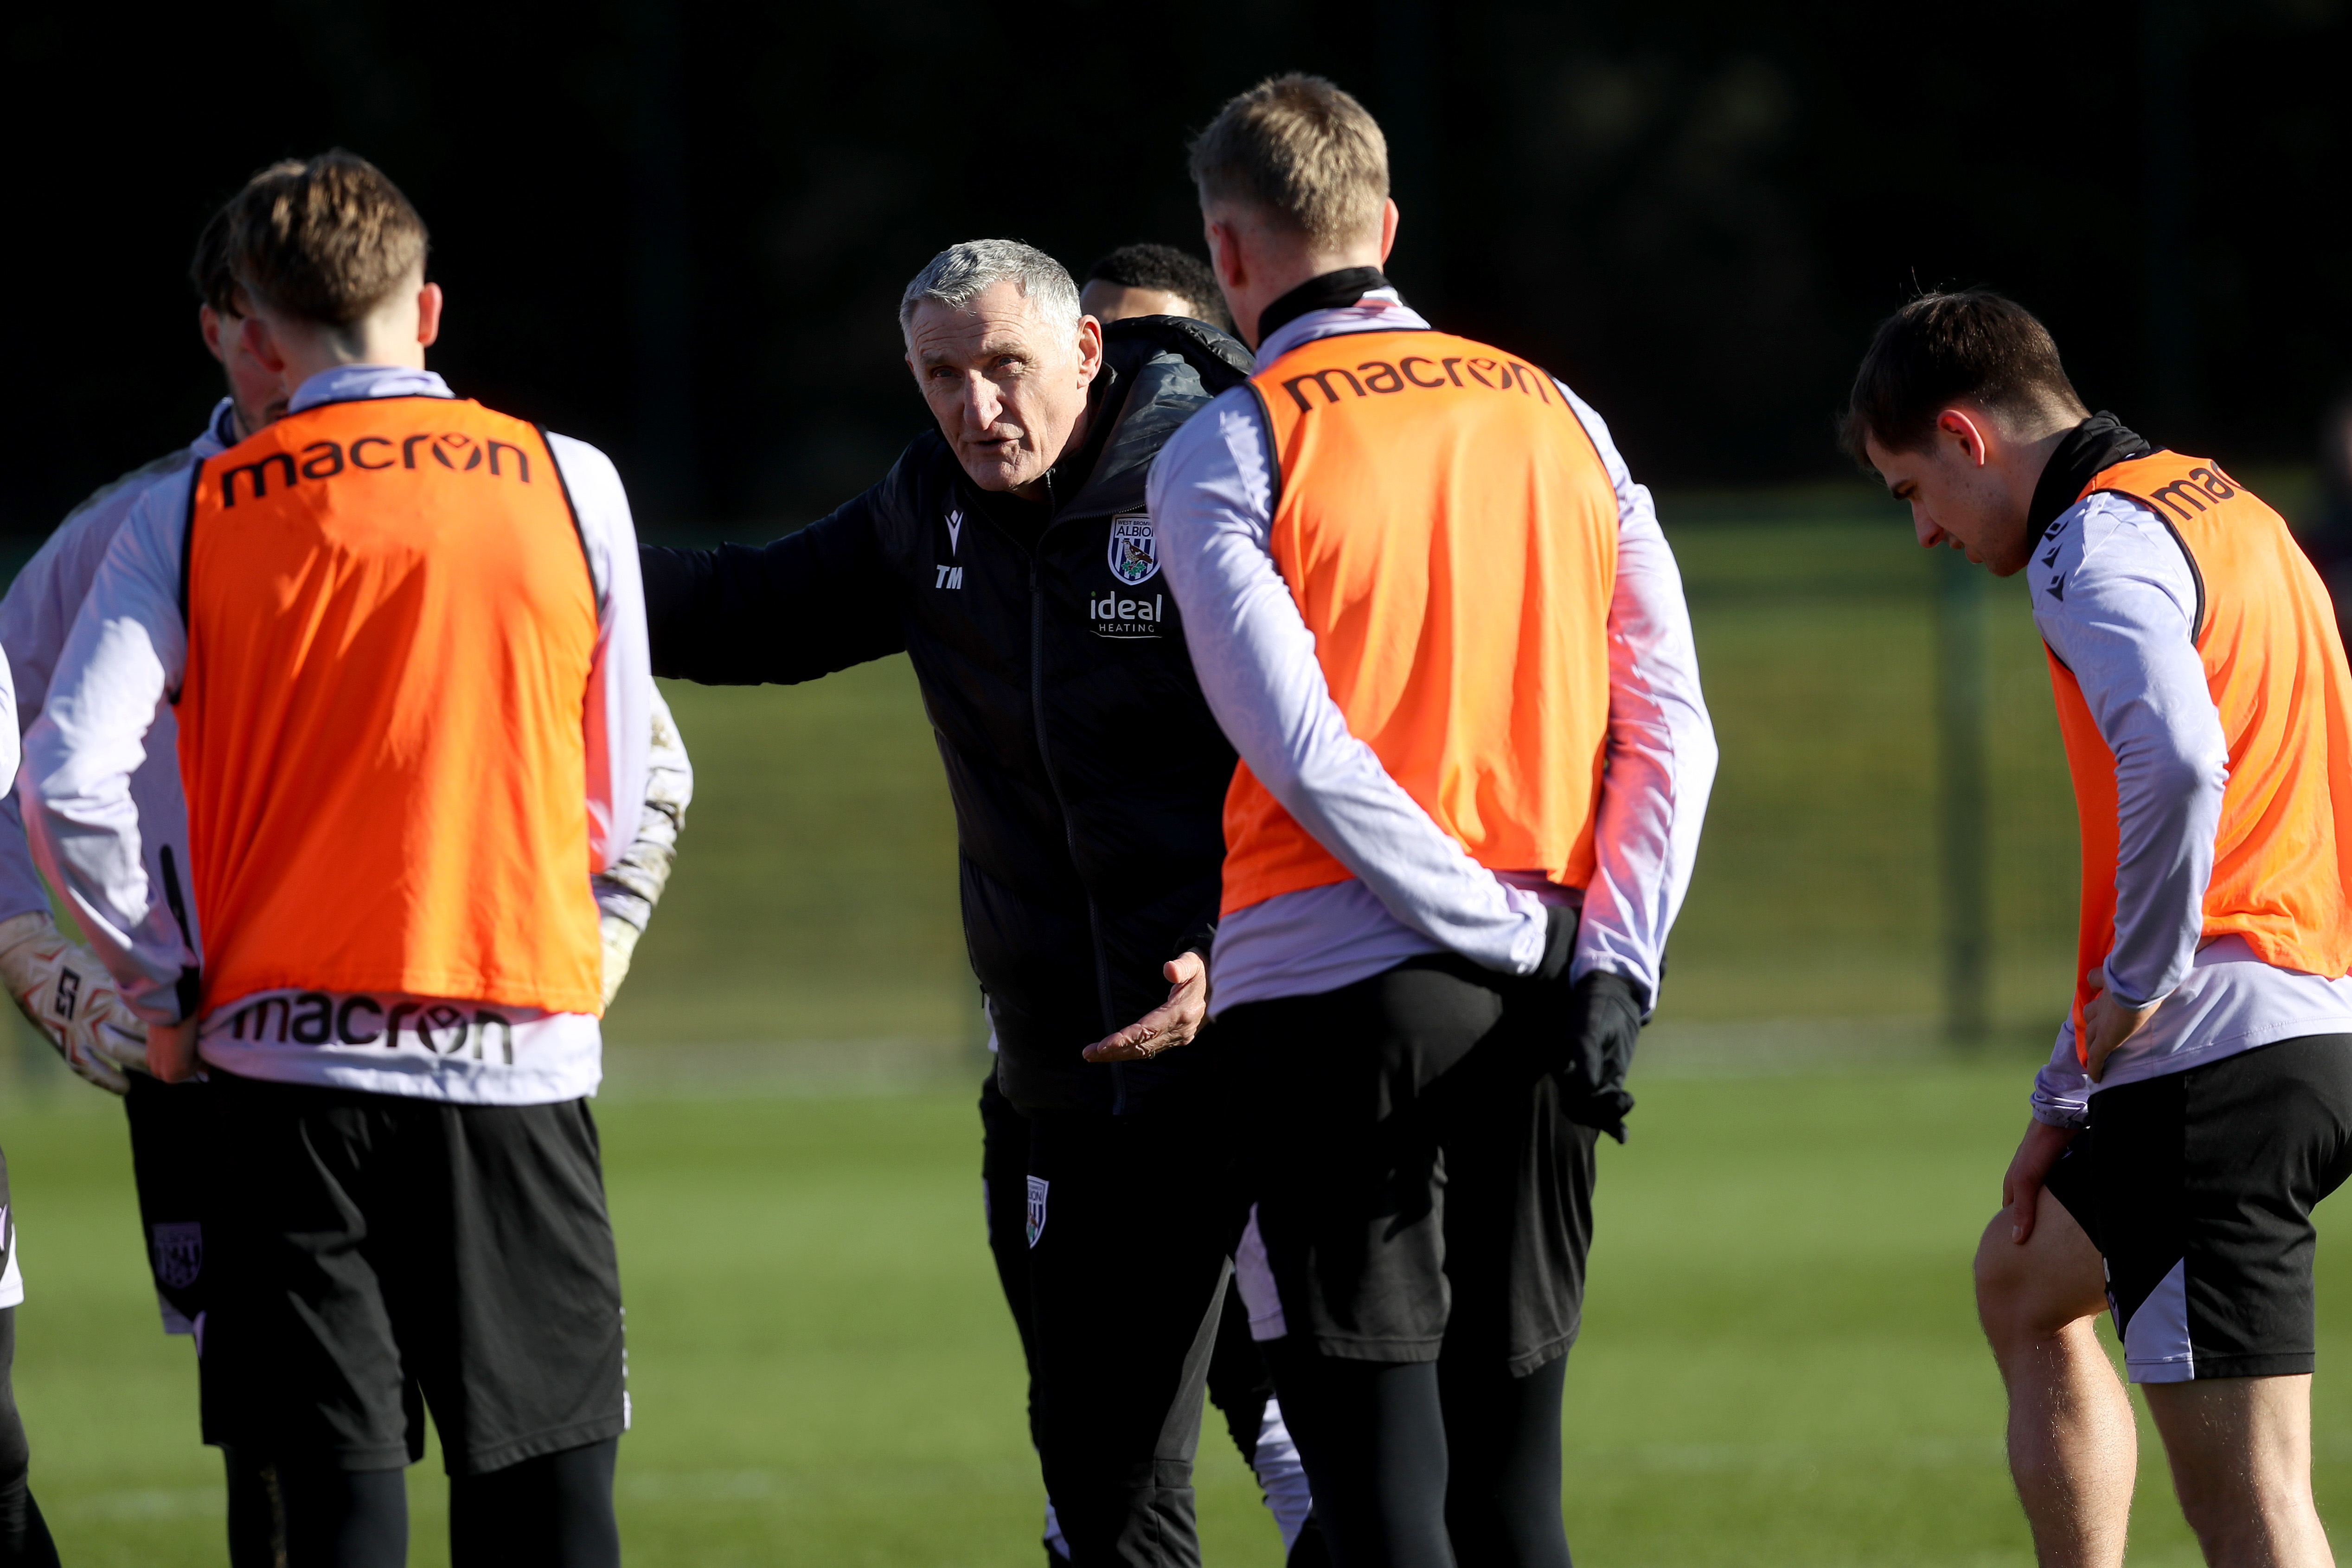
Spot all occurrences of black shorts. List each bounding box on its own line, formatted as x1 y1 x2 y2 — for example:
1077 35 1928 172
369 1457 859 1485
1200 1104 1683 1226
2045 1033 2352 1382
123 1073 213 1331
199 1073 627 1473
1219 954 1600 1376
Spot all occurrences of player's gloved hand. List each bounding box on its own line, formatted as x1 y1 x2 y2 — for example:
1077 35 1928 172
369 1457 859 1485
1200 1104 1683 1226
0 909 149 1094
600 913 643 1008
1551 971 1643 1142
1525 904 1643 1142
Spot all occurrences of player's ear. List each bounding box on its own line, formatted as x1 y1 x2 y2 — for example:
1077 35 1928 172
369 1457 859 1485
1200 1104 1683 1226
415 282 445 349
1938 408 1991 467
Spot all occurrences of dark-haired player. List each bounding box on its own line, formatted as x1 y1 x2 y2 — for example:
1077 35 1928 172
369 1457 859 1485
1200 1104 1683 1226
1080 243 1233 335
1850 290 2352 1568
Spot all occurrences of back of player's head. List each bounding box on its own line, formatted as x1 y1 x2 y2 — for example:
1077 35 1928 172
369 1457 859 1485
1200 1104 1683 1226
226 150 429 328
1083 243 1230 331
1188 74 1388 250
1841 290 2087 461
899 238 1081 342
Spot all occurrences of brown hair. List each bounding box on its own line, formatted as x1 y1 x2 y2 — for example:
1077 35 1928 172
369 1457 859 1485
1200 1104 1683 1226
226 150 429 327
189 162 305 319
1187 74 1388 250
1840 290 2086 461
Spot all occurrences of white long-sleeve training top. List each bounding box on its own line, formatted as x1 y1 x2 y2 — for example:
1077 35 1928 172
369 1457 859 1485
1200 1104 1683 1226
1149 292 1718 1014
2028 492 2352 1126
21 366 653 1105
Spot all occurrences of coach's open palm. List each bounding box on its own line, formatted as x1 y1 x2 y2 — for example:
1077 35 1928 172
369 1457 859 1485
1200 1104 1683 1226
1082 952 1208 1062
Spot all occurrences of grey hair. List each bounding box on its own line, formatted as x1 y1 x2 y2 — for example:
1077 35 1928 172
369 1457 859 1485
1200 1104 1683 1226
898 239 1082 342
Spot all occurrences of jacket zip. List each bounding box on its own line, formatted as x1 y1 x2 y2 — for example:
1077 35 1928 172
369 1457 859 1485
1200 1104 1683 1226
1025 486 1129 1114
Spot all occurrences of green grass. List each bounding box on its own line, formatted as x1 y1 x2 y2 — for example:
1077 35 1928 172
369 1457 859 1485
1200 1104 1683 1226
11 1061 2352 1564
0 506 2258 1561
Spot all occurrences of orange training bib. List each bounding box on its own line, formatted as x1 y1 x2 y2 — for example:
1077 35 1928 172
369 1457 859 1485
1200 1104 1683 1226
179 396 603 1015
1220 330 1619 915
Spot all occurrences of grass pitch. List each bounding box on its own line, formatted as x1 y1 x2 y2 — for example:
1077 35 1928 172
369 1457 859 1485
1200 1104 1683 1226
5 503 2333 1562
10 1063 2352 1566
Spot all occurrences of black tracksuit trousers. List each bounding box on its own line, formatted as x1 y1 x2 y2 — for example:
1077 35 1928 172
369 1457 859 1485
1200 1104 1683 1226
980 1071 1250 1567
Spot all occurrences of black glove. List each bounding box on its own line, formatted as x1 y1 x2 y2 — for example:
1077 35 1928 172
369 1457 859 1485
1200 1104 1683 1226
1553 971 1643 1142
1525 906 1645 1140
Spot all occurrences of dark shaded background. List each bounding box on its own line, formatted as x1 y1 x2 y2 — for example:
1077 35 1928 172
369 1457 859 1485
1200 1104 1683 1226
6 0 2345 537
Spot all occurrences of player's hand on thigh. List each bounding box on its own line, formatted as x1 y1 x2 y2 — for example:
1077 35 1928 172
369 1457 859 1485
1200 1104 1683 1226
1978 1126 2107 1343
2003 1118 2079 1243
1082 952 1207 1062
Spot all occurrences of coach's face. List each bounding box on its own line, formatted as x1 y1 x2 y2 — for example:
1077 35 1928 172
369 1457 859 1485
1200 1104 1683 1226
907 281 1103 496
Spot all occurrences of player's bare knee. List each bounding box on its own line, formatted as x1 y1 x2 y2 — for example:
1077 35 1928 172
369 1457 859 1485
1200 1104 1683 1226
1975 1213 2103 1353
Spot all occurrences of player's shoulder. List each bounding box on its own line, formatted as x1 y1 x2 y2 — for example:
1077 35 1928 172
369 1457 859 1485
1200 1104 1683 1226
60 443 201 534
12 443 202 601
2032 491 2196 624
537 428 619 484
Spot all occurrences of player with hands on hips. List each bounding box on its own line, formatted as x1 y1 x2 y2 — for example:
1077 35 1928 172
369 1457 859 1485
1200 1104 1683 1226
1852 291 2352 1568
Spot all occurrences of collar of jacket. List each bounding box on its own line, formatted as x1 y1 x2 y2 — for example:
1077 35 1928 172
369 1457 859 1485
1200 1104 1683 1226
1256 266 1390 347
2029 411 2154 544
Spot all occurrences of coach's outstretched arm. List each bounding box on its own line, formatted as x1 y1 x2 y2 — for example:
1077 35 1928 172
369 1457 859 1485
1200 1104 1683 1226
640 489 905 685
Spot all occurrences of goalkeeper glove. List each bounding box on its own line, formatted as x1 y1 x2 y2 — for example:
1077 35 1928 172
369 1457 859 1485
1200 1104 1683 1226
0 910 148 1094
600 913 643 1008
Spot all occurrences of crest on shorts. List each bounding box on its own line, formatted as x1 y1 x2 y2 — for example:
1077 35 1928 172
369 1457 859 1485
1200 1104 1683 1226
1108 513 1159 586
1025 1175 1049 1248
151 1221 203 1291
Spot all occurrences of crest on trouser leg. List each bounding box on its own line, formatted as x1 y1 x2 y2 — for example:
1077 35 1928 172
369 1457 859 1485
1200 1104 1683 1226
1025 1176 1049 1248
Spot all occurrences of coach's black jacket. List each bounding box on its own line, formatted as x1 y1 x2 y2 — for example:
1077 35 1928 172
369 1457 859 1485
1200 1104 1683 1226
641 317 1253 1115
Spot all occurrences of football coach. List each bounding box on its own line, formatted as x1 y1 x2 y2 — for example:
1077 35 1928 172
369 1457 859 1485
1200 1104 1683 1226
639 239 1256 1566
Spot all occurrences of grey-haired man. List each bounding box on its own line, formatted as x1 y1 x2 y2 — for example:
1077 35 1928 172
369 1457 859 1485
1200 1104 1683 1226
638 241 1320 1567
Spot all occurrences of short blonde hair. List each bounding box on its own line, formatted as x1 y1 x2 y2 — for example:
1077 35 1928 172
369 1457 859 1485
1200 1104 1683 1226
227 150 429 327
1187 75 1388 250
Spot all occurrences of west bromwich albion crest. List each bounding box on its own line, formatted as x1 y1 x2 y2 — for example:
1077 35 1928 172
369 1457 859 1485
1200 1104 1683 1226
1025 1175 1049 1248
151 1221 203 1291
1109 513 1159 586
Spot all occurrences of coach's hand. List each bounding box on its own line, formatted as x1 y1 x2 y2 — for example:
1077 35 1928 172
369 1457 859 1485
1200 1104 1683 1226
147 1017 199 1083
2080 977 2160 1082
1082 952 1207 1062
2001 1118 2079 1244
